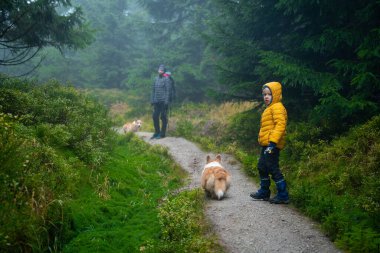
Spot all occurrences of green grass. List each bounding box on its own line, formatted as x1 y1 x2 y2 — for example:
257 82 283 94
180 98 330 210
63 135 186 252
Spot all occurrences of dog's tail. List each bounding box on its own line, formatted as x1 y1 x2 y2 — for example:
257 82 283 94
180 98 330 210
214 171 231 200
214 178 227 200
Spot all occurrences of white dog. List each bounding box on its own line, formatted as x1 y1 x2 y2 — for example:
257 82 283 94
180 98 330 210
122 120 142 133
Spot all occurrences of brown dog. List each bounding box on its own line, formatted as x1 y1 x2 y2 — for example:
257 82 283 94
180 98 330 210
122 119 142 133
201 154 231 200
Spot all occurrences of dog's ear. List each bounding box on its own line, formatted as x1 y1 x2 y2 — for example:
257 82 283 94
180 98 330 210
206 155 211 163
216 154 222 162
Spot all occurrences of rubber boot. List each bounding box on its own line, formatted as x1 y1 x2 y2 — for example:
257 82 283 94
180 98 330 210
269 180 289 204
250 178 271 200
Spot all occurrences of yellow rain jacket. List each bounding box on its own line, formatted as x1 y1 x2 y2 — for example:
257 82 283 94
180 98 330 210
258 82 287 149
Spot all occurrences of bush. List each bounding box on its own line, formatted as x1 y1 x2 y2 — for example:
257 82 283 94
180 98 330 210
0 79 115 169
284 115 380 252
143 189 224 253
0 77 115 252
224 109 261 152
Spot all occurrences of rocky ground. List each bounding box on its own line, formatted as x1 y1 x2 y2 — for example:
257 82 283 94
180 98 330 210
135 132 341 253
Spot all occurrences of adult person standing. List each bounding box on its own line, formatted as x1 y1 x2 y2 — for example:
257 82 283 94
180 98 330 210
150 64 171 139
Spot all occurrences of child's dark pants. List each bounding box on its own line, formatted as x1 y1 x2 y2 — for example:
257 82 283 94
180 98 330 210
257 147 284 182
255 147 289 203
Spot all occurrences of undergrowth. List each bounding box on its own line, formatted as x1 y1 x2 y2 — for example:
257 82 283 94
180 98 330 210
142 189 225 253
284 116 380 252
84 88 152 128
0 77 114 252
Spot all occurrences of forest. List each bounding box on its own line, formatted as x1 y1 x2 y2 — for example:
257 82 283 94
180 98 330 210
1 0 379 252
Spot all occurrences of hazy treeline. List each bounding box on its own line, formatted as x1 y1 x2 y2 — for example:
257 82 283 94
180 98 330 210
2 0 379 137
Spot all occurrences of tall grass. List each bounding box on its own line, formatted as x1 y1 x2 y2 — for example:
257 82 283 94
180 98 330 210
168 102 259 152
84 88 152 127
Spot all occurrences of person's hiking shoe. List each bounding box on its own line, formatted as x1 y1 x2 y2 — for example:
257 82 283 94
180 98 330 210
269 196 289 204
250 190 270 201
150 133 159 139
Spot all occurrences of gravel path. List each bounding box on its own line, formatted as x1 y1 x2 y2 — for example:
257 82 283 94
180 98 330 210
135 132 341 253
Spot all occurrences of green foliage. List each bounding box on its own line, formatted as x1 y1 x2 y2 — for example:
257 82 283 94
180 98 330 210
0 0 93 66
282 121 324 162
63 135 185 253
224 108 261 152
0 100 82 252
143 189 224 253
83 88 152 127
0 78 114 168
206 0 380 134
174 120 195 138
284 115 380 252
168 102 259 153
0 77 114 252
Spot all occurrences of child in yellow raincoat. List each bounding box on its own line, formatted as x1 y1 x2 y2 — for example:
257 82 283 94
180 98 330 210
250 82 289 204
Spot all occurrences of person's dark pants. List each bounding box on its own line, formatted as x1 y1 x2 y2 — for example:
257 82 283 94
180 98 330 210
152 102 168 137
257 147 284 182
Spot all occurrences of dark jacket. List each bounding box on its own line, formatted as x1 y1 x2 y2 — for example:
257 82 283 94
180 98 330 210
151 76 170 104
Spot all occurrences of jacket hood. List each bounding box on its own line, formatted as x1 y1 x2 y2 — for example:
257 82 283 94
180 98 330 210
263 82 282 106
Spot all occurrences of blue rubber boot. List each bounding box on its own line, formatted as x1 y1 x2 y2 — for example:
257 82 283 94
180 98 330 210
269 180 289 204
250 178 271 201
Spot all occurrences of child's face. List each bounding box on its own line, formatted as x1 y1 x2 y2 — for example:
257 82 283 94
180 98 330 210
262 87 272 106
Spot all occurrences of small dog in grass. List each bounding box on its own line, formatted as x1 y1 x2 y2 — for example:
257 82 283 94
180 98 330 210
201 154 231 200
122 119 142 133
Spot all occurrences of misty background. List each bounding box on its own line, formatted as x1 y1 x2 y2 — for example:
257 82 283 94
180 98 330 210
1 0 379 135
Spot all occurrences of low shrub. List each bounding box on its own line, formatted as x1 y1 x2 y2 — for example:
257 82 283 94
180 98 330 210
0 112 80 252
285 115 380 252
143 189 224 253
0 77 115 252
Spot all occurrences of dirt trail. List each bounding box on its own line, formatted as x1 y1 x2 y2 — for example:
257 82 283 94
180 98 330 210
135 131 341 253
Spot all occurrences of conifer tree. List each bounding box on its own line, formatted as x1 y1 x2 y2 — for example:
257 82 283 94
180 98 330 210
0 0 93 66
206 0 380 133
